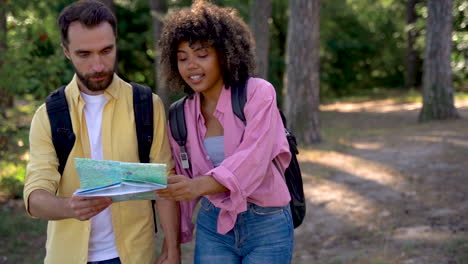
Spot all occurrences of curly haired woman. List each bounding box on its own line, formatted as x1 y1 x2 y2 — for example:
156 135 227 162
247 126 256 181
156 1 294 263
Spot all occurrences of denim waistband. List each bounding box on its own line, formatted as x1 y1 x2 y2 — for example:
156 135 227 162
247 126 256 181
201 197 289 214
87 257 121 264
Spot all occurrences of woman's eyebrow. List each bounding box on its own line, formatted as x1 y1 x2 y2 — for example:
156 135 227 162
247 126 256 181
189 42 209 50
194 46 208 51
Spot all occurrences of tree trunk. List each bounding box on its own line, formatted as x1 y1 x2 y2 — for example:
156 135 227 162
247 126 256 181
404 0 421 90
0 0 12 118
150 0 170 112
418 0 460 121
249 0 271 79
284 0 321 144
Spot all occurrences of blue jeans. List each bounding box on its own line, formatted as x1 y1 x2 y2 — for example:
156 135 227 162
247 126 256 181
87 257 121 264
194 197 294 264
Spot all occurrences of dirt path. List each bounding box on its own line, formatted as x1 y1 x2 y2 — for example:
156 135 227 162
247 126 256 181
292 99 468 264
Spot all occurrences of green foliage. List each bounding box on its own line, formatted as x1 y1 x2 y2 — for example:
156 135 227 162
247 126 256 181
0 124 28 199
320 0 405 97
452 0 468 90
0 96 35 199
115 0 154 87
268 0 288 106
0 175 24 199
1 0 74 99
1 0 466 103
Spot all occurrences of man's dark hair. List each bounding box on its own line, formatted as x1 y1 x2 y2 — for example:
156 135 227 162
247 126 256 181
158 0 255 95
58 0 117 47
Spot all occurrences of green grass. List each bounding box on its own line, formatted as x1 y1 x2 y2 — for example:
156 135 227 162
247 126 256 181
0 204 47 263
446 238 468 264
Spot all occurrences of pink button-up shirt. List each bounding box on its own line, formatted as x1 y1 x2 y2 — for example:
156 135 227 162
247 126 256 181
168 77 292 243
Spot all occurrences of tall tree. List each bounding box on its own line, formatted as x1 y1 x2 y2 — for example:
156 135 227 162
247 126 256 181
404 0 421 90
0 0 12 118
419 0 460 121
284 0 321 144
249 0 271 79
150 0 169 111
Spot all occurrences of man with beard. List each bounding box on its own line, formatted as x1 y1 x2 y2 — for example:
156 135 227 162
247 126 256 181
23 1 180 263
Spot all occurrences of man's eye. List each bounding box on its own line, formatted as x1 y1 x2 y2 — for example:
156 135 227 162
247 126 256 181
102 48 112 54
78 53 89 58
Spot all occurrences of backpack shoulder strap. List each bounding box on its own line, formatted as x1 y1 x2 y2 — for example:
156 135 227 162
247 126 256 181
46 86 76 175
131 82 158 233
168 96 188 147
131 82 154 164
168 96 191 169
232 80 290 130
231 81 247 125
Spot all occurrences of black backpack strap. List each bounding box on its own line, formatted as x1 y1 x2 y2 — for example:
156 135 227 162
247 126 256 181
231 79 305 228
231 81 247 125
46 86 76 175
169 97 188 146
131 82 157 233
131 83 154 163
168 96 191 170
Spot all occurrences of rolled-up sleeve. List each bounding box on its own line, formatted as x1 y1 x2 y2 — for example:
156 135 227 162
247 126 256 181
207 80 291 234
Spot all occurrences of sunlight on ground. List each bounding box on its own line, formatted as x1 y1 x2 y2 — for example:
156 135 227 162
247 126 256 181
298 148 462 243
299 149 403 186
298 149 406 227
407 135 468 148
392 225 456 242
321 100 421 113
321 98 468 113
302 174 380 226
342 141 384 150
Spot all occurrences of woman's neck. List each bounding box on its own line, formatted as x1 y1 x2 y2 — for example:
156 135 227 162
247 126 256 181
201 81 223 113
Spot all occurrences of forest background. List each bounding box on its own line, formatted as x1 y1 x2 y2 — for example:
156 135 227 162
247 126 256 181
0 0 467 263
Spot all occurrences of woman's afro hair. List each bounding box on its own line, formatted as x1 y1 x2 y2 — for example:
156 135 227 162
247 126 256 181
158 0 256 95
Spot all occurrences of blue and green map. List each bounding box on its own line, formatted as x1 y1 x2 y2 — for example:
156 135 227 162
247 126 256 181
73 158 167 202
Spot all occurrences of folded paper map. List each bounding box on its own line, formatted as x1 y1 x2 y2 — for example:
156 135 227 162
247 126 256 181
73 158 167 202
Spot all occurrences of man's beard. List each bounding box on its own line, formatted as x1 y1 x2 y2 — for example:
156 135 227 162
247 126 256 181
75 68 114 92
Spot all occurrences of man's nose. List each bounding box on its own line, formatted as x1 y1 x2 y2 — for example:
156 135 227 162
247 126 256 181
91 55 105 72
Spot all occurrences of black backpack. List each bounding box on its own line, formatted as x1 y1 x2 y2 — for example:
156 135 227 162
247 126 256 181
168 81 306 228
45 82 158 232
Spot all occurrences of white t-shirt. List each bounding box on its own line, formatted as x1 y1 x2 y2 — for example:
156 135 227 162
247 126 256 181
80 92 119 262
